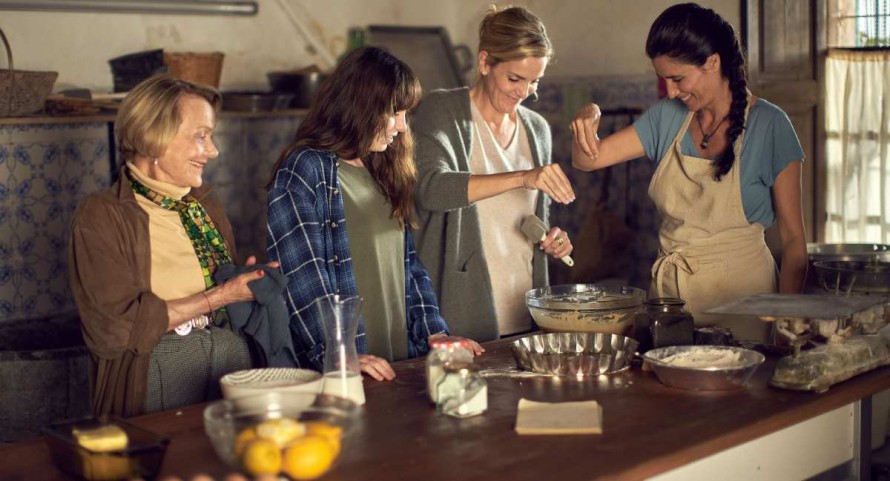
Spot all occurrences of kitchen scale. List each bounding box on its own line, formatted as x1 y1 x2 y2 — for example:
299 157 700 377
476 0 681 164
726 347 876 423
707 292 889 392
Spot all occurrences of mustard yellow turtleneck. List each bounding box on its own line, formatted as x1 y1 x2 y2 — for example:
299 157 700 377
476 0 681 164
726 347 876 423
127 163 207 301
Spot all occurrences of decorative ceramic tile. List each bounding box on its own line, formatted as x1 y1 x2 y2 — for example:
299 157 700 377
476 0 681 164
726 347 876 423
206 115 299 263
0 123 110 323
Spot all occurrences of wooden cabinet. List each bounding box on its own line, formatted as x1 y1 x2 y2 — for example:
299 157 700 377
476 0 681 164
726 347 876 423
745 0 823 243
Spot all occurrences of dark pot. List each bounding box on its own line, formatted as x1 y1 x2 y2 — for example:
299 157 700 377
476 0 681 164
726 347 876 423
222 91 294 112
267 71 330 108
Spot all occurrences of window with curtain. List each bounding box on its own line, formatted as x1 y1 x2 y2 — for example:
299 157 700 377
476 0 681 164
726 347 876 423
824 1 890 243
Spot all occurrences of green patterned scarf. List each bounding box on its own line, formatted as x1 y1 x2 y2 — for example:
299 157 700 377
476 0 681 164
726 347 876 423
128 172 233 289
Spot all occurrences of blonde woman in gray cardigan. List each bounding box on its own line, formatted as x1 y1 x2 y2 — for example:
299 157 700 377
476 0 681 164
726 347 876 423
412 6 575 342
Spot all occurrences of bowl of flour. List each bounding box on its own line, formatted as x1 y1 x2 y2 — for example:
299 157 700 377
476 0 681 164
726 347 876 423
643 345 765 390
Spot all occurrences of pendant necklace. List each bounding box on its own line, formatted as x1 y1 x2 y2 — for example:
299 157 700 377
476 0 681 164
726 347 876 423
698 114 727 150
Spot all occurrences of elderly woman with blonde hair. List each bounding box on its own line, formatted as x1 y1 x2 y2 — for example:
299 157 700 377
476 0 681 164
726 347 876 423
69 75 279 417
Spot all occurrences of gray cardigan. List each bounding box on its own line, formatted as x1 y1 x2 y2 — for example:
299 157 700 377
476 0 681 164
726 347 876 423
411 87 551 342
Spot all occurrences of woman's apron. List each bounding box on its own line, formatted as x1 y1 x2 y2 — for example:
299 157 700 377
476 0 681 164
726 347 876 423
648 105 777 342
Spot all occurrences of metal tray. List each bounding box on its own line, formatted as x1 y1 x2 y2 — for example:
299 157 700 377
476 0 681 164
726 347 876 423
705 293 885 322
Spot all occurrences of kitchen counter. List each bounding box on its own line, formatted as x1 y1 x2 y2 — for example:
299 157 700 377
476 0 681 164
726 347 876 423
0 336 886 481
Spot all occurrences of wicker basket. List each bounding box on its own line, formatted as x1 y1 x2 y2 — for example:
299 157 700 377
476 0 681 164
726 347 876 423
0 29 57 117
163 52 224 88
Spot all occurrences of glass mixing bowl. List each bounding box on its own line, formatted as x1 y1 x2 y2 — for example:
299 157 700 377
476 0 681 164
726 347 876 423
526 284 646 334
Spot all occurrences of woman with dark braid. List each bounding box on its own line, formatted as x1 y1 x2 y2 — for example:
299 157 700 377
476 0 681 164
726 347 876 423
571 3 806 342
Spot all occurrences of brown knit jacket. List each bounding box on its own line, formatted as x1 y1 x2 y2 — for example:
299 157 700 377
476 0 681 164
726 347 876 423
68 168 237 417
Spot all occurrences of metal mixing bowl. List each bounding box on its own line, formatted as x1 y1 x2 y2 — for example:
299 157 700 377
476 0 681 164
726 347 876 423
807 243 890 263
511 332 639 376
525 284 646 334
814 260 890 294
643 345 765 391
806 243 890 289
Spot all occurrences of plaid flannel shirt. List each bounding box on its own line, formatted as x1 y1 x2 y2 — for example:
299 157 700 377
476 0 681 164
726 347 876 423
267 147 448 370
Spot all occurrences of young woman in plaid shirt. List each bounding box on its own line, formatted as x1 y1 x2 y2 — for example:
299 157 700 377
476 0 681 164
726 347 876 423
267 47 483 381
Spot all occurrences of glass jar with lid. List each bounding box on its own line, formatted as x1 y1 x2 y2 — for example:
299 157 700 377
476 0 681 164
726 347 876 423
426 337 474 403
646 297 694 348
436 362 487 418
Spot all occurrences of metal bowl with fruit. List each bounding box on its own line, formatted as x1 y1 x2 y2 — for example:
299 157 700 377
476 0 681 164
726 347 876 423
526 284 646 334
204 391 358 480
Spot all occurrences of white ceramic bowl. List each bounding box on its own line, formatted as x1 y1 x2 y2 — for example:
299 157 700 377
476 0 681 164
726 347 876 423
219 368 322 400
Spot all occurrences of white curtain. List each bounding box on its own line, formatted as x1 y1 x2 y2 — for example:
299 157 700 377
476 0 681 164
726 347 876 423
824 49 890 243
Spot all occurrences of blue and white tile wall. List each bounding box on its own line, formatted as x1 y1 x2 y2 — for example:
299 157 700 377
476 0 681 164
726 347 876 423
0 115 299 326
206 116 299 262
529 75 661 290
0 123 111 324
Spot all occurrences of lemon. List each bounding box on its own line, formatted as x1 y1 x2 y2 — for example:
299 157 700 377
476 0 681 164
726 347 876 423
234 426 258 457
282 434 337 480
255 417 306 448
305 421 343 440
304 421 343 456
240 438 282 477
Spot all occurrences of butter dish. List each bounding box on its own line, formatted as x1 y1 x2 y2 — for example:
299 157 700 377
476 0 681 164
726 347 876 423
44 416 168 481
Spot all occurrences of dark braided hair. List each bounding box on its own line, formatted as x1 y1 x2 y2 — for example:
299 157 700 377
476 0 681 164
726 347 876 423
645 3 748 181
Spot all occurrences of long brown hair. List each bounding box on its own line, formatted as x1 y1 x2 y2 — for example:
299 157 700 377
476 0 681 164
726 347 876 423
269 47 422 227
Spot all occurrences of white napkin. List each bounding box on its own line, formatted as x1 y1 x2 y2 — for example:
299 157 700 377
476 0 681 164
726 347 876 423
514 398 603 435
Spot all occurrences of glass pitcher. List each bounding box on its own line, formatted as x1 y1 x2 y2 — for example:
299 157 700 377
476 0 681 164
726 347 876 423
316 294 365 405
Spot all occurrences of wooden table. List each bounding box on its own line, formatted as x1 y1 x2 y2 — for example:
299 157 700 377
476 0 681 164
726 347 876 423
2 337 888 481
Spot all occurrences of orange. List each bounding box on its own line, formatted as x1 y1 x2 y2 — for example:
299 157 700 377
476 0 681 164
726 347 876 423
282 434 337 480
240 438 282 477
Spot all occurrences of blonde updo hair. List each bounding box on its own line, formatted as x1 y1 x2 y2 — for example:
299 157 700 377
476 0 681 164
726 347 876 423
478 5 553 67
115 74 221 163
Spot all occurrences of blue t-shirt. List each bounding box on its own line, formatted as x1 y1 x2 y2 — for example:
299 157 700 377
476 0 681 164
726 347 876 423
633 98 804 227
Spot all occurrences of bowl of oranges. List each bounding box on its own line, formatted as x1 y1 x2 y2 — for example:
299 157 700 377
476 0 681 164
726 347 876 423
203 391 358 480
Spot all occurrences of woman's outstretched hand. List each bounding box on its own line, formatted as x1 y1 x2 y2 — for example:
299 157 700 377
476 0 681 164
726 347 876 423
570 103 602 159
520 164 576 204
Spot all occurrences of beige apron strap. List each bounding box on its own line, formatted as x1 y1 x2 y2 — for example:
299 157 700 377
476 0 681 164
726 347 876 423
650 111 696 297
651 251 699 297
